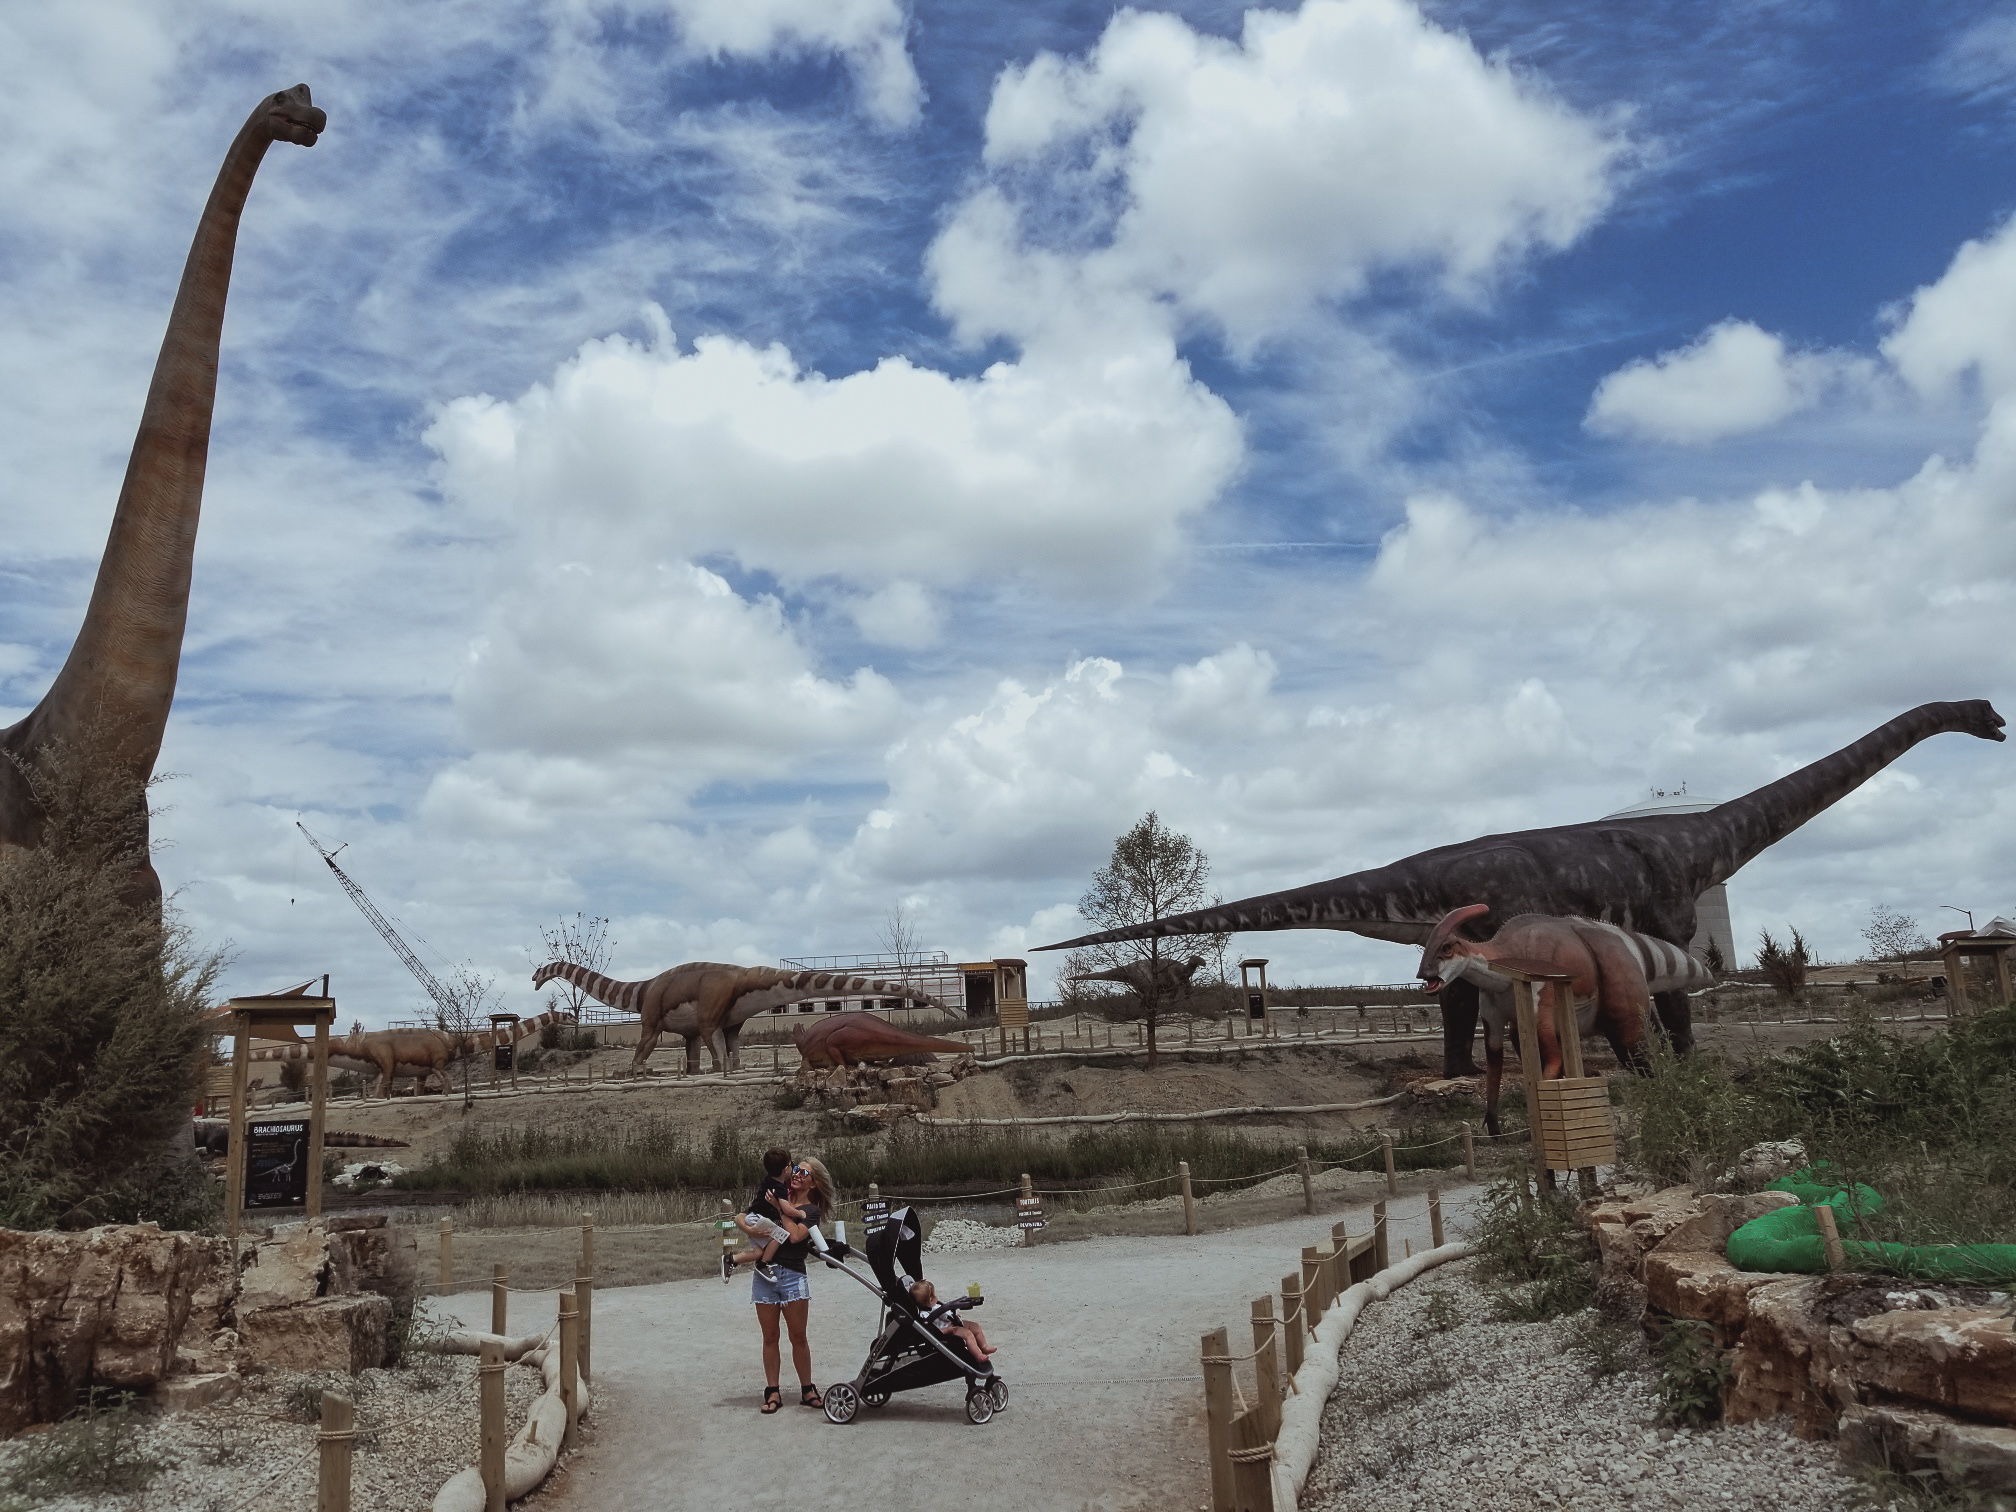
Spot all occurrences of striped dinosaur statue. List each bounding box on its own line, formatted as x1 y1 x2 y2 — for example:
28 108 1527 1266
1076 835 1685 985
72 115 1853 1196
1415 905 1715 1135
249 1008 578 1097
531 961 953 1076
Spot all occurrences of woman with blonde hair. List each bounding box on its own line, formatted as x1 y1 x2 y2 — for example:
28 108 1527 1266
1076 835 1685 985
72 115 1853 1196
751 1155 837 1413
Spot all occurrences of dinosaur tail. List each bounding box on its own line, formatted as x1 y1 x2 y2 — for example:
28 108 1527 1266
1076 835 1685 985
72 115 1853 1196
324 1132 410 1149
758 968 955 1014
533 961 649 1014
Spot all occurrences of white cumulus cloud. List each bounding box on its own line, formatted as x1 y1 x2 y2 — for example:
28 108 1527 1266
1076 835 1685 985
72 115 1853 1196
1586 320 1872 444
948 0 1623 349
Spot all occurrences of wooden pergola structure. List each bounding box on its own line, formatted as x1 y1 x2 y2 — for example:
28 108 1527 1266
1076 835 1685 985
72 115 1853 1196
219 992 335 1238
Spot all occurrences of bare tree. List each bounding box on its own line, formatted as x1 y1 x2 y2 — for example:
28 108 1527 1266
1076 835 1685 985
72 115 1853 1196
434 963 503 1108
1070 812 1213 1067
533 913 615 1025
879 902 923 973
1861 906 1930 965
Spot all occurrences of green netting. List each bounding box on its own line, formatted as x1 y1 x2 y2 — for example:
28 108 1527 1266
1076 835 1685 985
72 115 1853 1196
1725 1168 2016 1284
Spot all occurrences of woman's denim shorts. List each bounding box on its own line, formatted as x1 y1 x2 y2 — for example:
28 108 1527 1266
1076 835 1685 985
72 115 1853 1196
752 1266 810 1306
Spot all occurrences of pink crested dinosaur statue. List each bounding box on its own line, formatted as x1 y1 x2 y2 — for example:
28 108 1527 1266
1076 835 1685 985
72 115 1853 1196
251 1008 578 1097
792 1012 972 1071
1416 905 1714 1135
531 961 953 1076
0 87 325 901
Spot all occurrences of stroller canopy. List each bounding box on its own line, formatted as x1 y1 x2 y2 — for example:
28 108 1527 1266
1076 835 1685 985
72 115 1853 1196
865 1205 927 1307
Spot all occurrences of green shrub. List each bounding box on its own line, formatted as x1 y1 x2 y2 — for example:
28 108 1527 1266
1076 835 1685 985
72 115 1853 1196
0 741 223 1230
1622 1039 1778 1187
1466 1179 1598 1321
1653 1318 1728 1428
0 1392 162 1500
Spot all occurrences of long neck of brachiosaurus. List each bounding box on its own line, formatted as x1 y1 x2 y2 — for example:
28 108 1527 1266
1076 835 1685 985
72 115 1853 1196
1674 701 2000 884
14 107 276 784
538 963 648 1014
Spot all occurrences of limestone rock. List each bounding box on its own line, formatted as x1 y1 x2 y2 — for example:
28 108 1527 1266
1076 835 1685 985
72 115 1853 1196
239 1222 335 1312
1649 1190 1801 1258
1846 1307 2016 1424
1840 1402 2016 1492
0 1224 230 1434
1724 1139 1808 1188
323 1214 418 1304
1724 1278 1838 1434
1586 1185 1703 1284
239 1294 391 1374
151 1370 241 1413
1642 1250 1794 1336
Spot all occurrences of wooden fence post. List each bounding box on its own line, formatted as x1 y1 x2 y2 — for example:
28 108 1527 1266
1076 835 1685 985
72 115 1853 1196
1372 1199 1389 1272
1296 1145 1313 1215
1228 1408 1274 1512
1382 1132 1397 1196
1180 1161 1196 1235
490 1264 507 1337
479 1339 506 1512
1021 1173 1035 1248
1430 1188 1444 1249
1250 1296 1281 1440
1280 1275 1304 1377
578 1211 595 1384
1300 1246 1324 1322
438 1217 453 1291
1815 1204 1846 1272
1201 1327 1236 1512
316 1391 354 1512
1462 1120 1476 1180
558 1287 579 1449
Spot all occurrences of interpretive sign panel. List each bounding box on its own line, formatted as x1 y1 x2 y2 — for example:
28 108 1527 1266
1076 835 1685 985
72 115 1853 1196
862 1198 891 1235
246 1119 310 1209
1015 1196 1045 1232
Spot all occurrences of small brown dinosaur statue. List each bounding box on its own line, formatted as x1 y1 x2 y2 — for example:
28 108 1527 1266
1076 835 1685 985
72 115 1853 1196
793 1012 972 1071
251 1008 577 1097
1415 905 1714 1135
0 87 326 901
531 961 952 1075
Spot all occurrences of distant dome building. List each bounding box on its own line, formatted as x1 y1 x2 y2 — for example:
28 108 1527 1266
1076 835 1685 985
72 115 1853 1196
1601 791 1738 968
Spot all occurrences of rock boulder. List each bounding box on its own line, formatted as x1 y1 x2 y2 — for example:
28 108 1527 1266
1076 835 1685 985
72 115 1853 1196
239 1294 391 1374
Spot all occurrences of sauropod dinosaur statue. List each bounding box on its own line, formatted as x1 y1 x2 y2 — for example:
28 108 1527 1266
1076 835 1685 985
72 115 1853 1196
1068 955 1207 998
531 961 954 1076
250 1008 577 1097
792 1012 972 1071
0 87 326 902
1414 905 1713 1135
1040 701 2005 1074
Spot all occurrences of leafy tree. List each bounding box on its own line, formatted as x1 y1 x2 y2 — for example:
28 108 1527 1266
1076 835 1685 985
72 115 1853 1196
1860 906 1930 965
0 738 220 1229
1067 812 1214 1067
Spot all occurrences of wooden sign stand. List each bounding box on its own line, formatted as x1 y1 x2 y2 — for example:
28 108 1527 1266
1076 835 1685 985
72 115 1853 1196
221 992 336 1240
1504 969 1614 1192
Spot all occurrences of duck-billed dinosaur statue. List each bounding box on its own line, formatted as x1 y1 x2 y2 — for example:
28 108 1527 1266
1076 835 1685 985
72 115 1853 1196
250 1008 577 1097
1040 701 2005 1075
532 961 954 1076
1416 905 1714 1134
793 1013 972 1071
0 87 325 901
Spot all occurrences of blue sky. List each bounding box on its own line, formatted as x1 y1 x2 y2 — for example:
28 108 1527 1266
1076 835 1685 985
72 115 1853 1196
3 0 2013 1026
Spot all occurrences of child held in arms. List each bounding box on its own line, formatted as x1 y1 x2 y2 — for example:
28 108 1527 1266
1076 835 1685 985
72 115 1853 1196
909 1280 998 1358
723 1147 803 1284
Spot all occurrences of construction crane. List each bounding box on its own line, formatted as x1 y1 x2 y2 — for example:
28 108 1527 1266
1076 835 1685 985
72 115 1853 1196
296 821 460 1023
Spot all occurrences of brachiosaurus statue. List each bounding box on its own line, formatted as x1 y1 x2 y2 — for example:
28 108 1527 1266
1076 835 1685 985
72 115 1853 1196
1416 905 1714 1135
251 1008 577 1098
1068 955 1207 998
532 961 954 1076
0 87 325 901
1040 701 2005 1074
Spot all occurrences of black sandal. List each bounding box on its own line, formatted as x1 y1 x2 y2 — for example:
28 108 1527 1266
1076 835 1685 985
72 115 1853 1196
799 1383 823 1409
761 1386 782 1415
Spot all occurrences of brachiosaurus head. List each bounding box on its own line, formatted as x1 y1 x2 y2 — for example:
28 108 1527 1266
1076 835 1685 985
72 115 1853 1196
257 85 326 148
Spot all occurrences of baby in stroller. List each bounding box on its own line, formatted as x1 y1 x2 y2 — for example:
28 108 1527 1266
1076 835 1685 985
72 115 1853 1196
815 1204 1009 1425
909 1280 997 1358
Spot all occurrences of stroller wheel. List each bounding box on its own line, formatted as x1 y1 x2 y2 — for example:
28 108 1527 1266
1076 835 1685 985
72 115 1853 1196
862 1390 890 1409
823 1382 861 1425
965 1389 995 1426
987 1378 1009 1412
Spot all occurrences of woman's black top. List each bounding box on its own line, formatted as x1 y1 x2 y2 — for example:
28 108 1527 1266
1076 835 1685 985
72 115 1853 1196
772 1203 823 1273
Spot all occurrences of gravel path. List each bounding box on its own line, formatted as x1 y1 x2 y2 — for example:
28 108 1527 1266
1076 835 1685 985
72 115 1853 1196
0 1349 543 1512
1303 1257 1870 1512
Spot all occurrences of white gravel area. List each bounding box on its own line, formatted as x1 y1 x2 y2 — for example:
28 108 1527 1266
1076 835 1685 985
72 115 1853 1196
0 1343 551 1512
1304 1258 1870 1512
921 1217 1023 1252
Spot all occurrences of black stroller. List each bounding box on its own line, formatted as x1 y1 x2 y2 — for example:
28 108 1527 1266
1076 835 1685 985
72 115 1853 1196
817 1205 1009 1425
